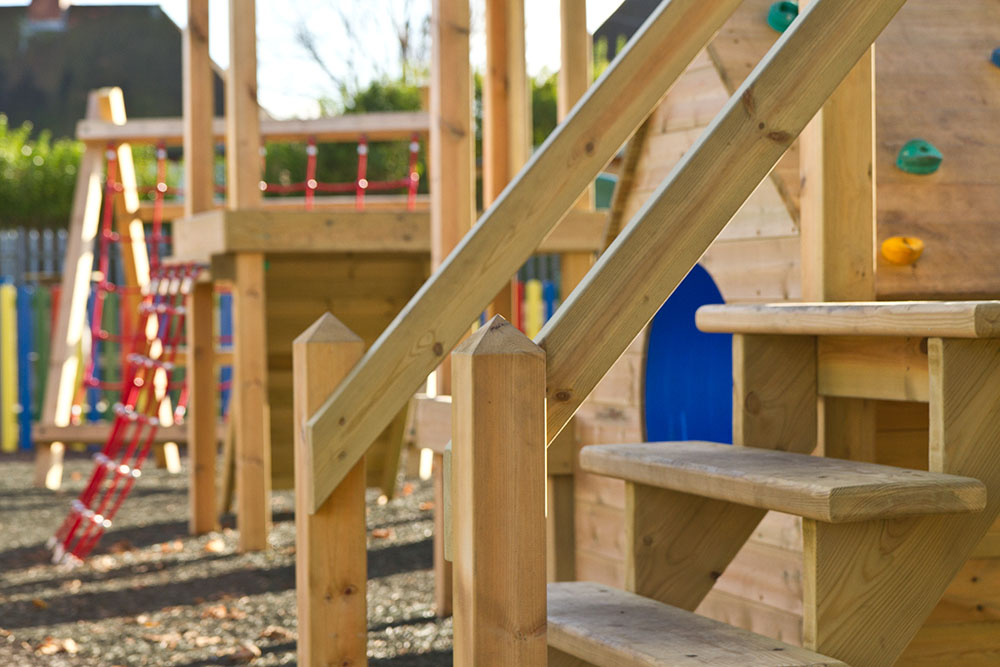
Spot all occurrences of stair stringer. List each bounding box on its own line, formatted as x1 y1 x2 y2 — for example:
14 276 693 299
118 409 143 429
800 338 1000 666
626 335 816 610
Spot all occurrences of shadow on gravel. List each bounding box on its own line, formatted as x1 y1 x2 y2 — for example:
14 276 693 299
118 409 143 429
1 539 433 629
0 552 241 597
368 539 432 579
0 565 296 628
371 649 452 665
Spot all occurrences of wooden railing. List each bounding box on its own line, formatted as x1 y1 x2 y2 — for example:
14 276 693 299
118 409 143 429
303 0 746 510
304 0 909 511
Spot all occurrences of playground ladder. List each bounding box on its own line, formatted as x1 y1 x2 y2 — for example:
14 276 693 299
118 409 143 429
50 262 203 563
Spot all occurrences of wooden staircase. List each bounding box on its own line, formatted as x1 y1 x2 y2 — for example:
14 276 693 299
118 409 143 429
545 301 999 666
289 0 1000 664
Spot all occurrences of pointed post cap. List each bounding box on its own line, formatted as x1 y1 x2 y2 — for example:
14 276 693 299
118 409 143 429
454 315 546 359
294 312 363 346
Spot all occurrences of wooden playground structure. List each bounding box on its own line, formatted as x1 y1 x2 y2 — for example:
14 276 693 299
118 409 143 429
34 0 1000 664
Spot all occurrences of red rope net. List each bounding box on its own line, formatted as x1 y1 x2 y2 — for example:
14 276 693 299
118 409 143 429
51 263 204 563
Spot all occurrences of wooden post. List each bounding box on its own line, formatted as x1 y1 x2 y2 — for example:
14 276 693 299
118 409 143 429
433 450 450 615
185 0 218 535
294 314 367 667
558 0 595 296
546 0 592 582
430 0 475 309
187 282 217 533
429 0 474 615
227 0 269 551
484 0 530 321
799 0 876 463
452 316 546 665
184 0 215 217
35 90 110 489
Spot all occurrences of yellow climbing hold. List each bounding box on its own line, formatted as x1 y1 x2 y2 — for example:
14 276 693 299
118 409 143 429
881 236 925 265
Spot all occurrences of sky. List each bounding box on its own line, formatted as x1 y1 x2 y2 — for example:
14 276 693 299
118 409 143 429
3 0 625 118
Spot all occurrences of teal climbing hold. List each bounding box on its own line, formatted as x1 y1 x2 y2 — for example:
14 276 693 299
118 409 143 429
767 2 798 33
992 47 1000 68
896 139 943 175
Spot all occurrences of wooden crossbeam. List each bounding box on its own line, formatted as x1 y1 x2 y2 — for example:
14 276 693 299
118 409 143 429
76 111 430 146
305 0 744 511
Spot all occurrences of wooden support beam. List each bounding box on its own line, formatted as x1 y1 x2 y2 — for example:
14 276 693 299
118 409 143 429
187 281 218 534
433 451 452 617
538 0 908 442
226 0 261 210
799 4 876 463
484 0 530 321
293 314 367 667
35 90 112 489
558 0 595 297
428 0 475 615
77 111 430 146
452 316 546 665
184 0 217 536
802 338 1000 665
549 0 592 583
233 253 270 551
227 0 269 552
800 47 875 302
307 0 743 511
817 335 929 403
184 0 214 217
430 0 475 276
170 208 606 262
547 426 576 582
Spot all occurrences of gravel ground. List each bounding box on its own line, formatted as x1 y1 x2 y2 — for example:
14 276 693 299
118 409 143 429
0 452 452 666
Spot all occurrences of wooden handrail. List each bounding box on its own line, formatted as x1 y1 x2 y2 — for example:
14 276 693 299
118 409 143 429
303 0 744 511
539 0 909 440
75 110 430 146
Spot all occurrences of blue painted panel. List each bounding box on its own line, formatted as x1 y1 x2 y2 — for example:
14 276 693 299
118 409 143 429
644 264 732 443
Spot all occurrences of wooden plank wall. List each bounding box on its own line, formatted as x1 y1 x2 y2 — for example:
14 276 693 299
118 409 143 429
264 253 429 489
572 0 1000 662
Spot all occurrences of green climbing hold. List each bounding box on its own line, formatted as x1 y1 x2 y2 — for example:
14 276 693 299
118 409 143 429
896 139 942 175
767 1 798 33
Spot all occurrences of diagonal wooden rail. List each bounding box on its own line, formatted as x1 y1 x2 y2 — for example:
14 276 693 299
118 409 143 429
303 0 743 509
306 0 909 511
538 0 908 437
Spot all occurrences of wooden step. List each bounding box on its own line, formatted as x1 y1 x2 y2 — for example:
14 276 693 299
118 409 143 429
548 582 845 666
696 301 1000 338
580 441 986 522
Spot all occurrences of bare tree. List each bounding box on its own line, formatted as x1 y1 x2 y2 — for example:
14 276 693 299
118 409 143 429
293 0 431 105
